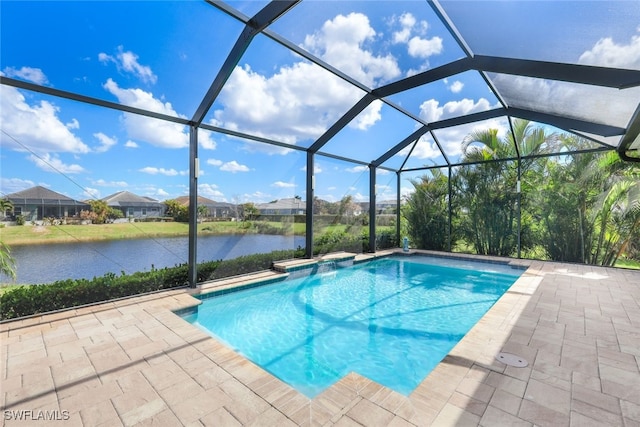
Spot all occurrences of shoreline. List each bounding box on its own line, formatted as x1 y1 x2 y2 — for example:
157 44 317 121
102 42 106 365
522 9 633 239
1 222 302 246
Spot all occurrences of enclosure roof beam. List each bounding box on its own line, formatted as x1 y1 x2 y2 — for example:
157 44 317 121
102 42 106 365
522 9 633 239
372 58 471 98
198 123 306 153
192 0 300 125
1 76 190 126
373 126 430 167
507 107 626 137
308 94 377 153
617 103 640 161
372 55 640 101
473 56 640 89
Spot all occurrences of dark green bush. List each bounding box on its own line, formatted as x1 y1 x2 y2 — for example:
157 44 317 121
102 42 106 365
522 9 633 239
314 230 366 254
0 263 195 320
0 250 311 321
209 249 304 280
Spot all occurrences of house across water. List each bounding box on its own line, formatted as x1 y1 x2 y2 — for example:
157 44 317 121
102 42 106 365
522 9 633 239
3 186 89 221
102 191 165 220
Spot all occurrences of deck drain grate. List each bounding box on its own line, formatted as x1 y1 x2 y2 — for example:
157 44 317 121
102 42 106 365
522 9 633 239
496 352 528 367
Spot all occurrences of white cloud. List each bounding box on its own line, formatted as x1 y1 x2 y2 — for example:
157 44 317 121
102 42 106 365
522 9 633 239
419 98 494 123
351 192 367 202
138 166 184 176
407 36 443 59
103 79 216 150
66 118 80 129
29 153 85 174
206 158 223 167
93 132 117 153
0 177 35 194
390 12 442 71
212 13 401 147
220 161 250 173
103 78 188 148
346 165 368 173
2 66 49 85
352 100 383 130
99 46 157 84
124 140 139 148
239 191 271 204
0 85 89 154
398 136 442 160
271 181 296 188
212 63 364 147
579 29 640 69
303 13 401 87
448 80 464 93
392 13 416 44
154 188 170 198
198 183 224 199
198 129 217 150
103 79 215 148
83 187 101 199
93 179 128 187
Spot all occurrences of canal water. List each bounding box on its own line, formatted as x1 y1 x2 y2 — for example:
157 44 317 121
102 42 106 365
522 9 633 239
3 234 305 284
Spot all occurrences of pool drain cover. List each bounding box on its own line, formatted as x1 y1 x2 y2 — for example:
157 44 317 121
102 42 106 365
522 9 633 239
496 352 528 368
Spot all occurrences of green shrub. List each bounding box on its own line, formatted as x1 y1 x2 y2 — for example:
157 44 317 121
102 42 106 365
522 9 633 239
209 249 304 280
0 250 310 321
314 230 366 254
15 215 25 226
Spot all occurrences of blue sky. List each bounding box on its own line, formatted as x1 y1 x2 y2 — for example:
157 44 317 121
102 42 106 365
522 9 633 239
1 1 639 205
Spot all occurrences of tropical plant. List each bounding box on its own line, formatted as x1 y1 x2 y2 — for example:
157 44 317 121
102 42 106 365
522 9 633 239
241 203 259 221
164 199 189 222
197 205 208 220
88 199 110 224
586 152 640 266
453 120 556 256
0 198 14 219
0 241 17 281
402 168 450 250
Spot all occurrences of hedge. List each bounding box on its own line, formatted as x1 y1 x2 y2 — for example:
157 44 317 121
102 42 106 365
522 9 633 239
0 260 221 321
0 236 394 321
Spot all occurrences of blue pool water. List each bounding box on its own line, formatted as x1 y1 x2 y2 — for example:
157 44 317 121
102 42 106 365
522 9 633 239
181 255 524 397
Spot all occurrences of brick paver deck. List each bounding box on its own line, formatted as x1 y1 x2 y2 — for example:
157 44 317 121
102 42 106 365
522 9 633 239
2 252 639 426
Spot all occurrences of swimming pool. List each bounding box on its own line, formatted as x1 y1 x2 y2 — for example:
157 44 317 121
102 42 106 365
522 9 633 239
181 255 524 397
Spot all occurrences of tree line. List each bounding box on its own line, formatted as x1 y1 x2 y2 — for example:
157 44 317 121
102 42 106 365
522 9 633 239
403 120 640 266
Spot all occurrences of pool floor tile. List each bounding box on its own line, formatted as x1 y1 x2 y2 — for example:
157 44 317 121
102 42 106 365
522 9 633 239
2 252 640 426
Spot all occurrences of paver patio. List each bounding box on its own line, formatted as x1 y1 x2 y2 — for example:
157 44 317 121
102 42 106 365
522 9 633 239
2 251 639 426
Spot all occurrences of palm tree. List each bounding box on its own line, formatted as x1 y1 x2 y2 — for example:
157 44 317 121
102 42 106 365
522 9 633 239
455 120 556 256
586 151 640 265
0 198 14 219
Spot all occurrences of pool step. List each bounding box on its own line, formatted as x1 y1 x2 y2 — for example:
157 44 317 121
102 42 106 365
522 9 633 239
272 252 357 273
192 270 288 296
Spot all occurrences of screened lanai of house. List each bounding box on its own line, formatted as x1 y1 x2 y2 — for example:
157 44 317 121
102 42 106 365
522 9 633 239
1 0 639 286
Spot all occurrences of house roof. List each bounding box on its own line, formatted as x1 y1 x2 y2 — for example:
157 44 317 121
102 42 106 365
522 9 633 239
5 186 88 206
256 198 306 210
173 196 235 209
102 191 162 208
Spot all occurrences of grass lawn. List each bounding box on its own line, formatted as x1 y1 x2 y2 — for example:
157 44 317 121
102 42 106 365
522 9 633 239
0 221 392 246
1 221 270 246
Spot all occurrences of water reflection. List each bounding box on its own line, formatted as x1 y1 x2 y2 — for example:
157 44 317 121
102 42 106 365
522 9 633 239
5 235 305 284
